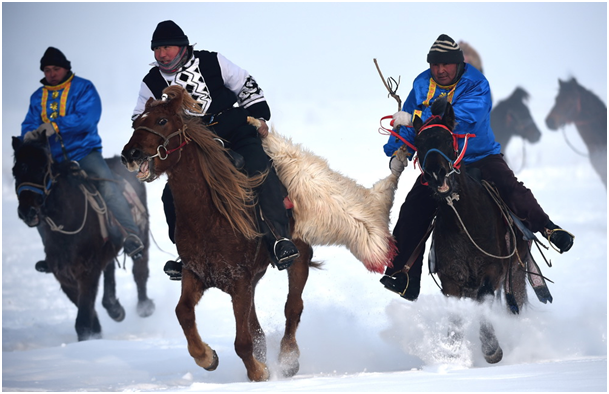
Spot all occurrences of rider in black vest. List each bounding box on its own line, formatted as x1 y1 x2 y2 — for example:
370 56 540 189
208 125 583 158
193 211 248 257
132 20 300 279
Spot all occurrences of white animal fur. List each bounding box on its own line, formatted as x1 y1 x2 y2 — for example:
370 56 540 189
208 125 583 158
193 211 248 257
257 121 400 273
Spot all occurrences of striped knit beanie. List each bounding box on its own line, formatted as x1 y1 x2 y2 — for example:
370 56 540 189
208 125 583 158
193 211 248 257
427 34 464 64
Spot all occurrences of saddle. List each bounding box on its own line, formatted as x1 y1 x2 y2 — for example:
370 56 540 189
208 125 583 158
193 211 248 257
73 162 147 248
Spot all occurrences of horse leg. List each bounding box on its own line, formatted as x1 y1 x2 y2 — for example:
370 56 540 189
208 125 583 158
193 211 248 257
249 272 267 364
231 279 269 382
479 318 503 364
175 268 219 372
75 270 103 341
132 248 155 317
279 241 311 377
101 258 126 322
477 277 503 364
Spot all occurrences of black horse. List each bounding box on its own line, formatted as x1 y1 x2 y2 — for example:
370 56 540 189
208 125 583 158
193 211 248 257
546 77 607 188
12 134 154 341
491 87 541 156
413 98 530 364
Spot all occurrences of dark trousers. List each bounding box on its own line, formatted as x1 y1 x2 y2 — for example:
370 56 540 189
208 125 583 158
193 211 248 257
386 154 549 277
79 150 139 235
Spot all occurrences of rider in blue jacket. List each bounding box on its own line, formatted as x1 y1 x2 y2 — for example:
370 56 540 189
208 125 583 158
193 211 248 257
21 47 145 272
381 34 574 301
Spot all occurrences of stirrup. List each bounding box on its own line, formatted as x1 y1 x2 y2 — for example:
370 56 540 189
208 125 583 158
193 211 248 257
273 238 300 270
124 233 144 260
164 259 182 281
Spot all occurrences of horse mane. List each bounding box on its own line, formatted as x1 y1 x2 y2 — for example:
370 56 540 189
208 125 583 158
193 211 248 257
564 77 607 112
163 85 264 240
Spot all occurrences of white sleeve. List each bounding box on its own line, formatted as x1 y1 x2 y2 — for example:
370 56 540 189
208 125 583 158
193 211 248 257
131 81 156 121
217 53 266 109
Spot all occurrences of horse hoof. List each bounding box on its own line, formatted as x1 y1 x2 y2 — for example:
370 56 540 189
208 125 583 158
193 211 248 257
137 299 155 318
107 303 126 322
483 345 503 364
248 362 270 382
279 351 300 377
196 350 219 371
281 361 300 378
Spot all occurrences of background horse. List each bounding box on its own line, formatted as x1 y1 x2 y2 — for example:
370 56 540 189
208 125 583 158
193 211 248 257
491 87 542 157
121 86 318 382
545 77 607 188
12 135 153 341
460 41 542 167
413 98 529 364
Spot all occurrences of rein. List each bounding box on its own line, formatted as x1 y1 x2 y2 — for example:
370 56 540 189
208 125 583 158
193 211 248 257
444 185 520 262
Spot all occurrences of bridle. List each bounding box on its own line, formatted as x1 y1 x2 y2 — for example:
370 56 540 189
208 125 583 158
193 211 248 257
16 147 56 200
133 124 190 161
417 116 475 177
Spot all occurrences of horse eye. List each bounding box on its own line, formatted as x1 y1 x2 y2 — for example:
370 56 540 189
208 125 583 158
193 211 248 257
157 118 168 126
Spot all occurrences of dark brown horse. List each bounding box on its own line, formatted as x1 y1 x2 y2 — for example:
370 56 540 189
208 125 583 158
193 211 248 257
121 85 317 381
491 87 541 156
12 135 153 341
413 97 529 364
545 77 607 188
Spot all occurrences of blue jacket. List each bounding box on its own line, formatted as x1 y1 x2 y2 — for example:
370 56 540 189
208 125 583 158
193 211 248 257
21 74 103 163
384 64 501 164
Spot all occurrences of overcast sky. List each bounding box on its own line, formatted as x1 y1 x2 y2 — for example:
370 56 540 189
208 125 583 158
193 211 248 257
2 2 607 182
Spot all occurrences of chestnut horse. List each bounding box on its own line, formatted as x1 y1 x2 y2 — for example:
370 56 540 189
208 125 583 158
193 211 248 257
413 97 530 363
545 77 607 188
121 86 321 381
12 135 153 341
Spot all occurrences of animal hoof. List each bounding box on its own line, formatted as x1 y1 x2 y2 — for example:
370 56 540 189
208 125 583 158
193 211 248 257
248 362 270 382
483 345 503 364
137 299 155 317
106 302 126 322
196 350 219 371
279 350 300 377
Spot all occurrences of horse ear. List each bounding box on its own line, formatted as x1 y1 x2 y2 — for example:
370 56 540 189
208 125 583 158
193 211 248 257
144 97 154 111
443 102 456 131
412 114 424 132
511 87 529 102
431 96 448 117
12 136 23 151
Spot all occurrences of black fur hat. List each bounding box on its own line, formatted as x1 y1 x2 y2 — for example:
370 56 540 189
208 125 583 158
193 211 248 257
151 20 189 50
40 47 71 71
427 34 464 64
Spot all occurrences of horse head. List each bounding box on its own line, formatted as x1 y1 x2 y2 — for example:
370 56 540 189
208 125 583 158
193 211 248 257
413 97 459 197
122 85 201 182
501 87 541 143
12 135 55 227
545 77 581 130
